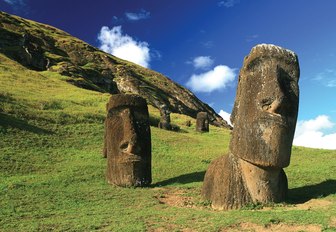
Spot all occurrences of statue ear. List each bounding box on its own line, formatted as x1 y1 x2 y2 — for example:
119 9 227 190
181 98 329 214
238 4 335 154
230 104 237 125
230 75 242 126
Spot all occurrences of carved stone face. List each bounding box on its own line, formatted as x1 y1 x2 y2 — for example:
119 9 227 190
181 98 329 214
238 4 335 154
230 45 300 167
196 112 209 132
105 94 151 187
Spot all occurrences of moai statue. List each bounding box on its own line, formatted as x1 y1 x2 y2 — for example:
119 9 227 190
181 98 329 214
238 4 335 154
104 94 152 187
202 44 300 210
196 112 209 132
158 104 172 130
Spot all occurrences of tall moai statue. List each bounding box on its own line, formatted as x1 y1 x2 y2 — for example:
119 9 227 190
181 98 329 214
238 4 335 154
104 94 152 187
196 112 209 132
158 104 172 130
202 44 300 210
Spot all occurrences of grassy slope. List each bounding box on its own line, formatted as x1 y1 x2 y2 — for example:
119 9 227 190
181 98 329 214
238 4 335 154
0 54 336 231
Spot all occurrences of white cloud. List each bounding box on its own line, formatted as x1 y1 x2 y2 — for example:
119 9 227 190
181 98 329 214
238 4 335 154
218 0 239 7
219 110 232 126
192 56 214 70
125 9 150 21
186 65 236 93
293 115 336 149
97 26 150 68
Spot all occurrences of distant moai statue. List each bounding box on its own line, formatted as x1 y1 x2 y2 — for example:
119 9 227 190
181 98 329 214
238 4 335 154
158 104 172 130
202 44 300 210
104 94 152 187
196 112 209 132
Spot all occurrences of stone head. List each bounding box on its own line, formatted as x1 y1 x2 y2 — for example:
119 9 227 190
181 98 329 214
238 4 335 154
105 94 151 186
196 112 209 132
159 104 171 123
230 44 300 167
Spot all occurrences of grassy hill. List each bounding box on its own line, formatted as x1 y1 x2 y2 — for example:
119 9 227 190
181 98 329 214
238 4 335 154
0 11 230 128
1 53 336 231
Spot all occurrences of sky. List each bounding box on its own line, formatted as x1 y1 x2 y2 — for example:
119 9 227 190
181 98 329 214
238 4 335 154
1 0 336 149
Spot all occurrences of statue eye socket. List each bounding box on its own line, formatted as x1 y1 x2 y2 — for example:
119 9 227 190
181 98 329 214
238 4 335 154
119 141 129 151
260 98 273 110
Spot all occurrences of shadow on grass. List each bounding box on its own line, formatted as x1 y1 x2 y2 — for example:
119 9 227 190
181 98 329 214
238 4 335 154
287 179 336 204
153 171 205 187
0 113 53 134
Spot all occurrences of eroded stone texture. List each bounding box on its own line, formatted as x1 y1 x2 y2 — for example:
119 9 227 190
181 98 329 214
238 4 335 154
202 44 299 209
196 112 209 132
105 94 151 187
158 104 172 130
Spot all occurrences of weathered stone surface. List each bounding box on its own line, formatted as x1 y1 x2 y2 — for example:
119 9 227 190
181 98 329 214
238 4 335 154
158 104 172 130
202 44 299 209
105 94 151 187
230 44 300 167
196 112 209 132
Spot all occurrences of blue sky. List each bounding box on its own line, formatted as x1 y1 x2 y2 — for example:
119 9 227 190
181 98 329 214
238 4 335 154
1 0 336 149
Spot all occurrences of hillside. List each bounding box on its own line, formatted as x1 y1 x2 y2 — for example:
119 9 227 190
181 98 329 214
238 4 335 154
0 11 230 128
1 51 336 231
1 10 336 232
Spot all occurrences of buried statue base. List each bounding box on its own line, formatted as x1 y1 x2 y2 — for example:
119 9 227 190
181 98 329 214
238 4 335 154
202 154 288 210
202 44 299 209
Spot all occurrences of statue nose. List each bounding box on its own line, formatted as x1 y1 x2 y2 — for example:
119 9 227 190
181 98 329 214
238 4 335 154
267 97 283 115
119 108 141 154
126 140 140 153
119 136 140 153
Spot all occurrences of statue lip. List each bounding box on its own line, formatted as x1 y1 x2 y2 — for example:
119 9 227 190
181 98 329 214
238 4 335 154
259 112 289 128
120 152 142 162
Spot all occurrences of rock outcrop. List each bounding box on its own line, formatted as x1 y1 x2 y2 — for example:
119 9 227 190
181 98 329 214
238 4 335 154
0 11 230 128
105 94 152 187
202 44 300 210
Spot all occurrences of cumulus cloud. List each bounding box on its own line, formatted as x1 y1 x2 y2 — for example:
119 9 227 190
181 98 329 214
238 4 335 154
218 0 240 7
219 110 232 126
125 9 150 21
293 115 336 149
192 56 214 70
186 65 235 93
97 26 150 68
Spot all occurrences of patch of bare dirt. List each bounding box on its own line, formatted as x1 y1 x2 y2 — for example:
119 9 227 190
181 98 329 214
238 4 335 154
260 199 332 211
294 199 332 210
222 222 322 232
155 188 196 208
329 217 336 228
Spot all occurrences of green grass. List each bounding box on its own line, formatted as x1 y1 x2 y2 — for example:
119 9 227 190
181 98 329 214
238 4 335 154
1 54 336 231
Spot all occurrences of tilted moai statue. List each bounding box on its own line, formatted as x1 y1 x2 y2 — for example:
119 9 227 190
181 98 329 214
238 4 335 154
158 104 172 130
202 44 300 210
196 112 209 132
104 94 152 187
